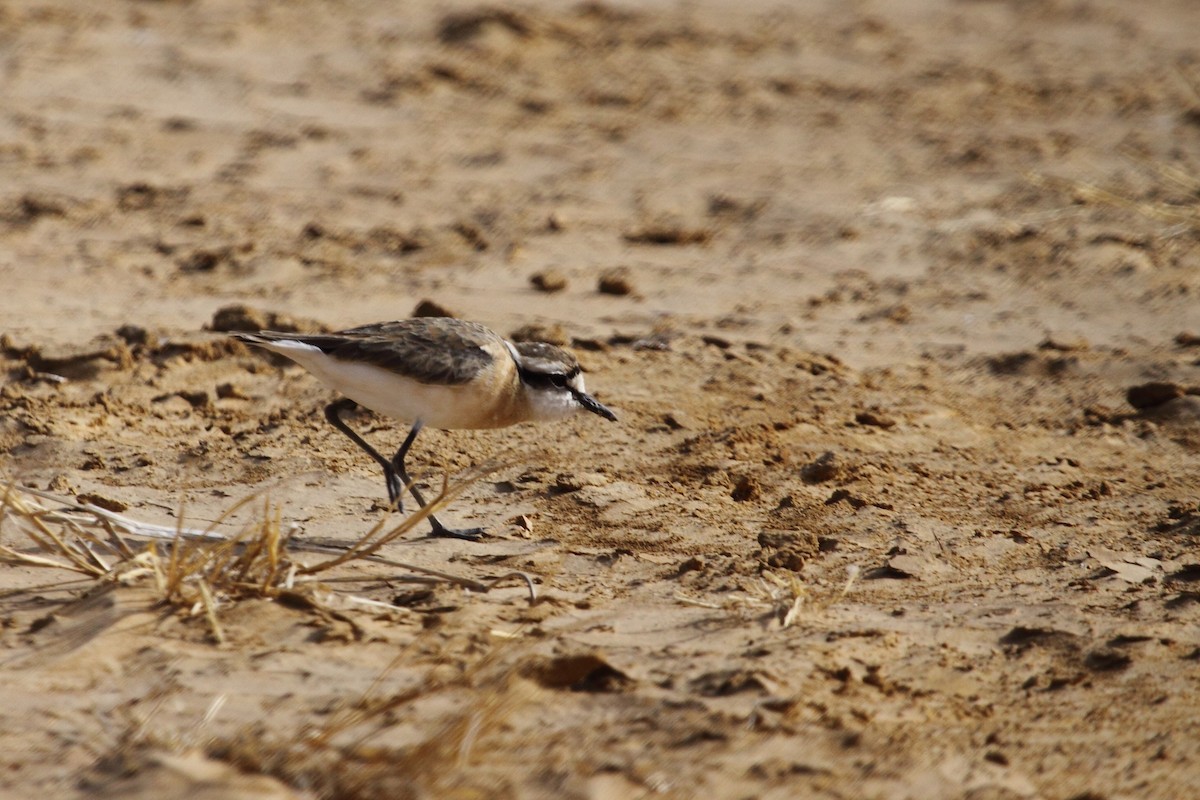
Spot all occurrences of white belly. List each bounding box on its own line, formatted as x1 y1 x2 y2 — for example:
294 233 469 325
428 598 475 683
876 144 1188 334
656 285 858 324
263 340 523 429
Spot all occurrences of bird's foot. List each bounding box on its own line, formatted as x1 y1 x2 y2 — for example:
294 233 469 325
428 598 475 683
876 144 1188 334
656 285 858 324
427 523 487 542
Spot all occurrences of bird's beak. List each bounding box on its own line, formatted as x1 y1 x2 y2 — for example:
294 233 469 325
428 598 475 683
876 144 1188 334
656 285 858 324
575 390 617 421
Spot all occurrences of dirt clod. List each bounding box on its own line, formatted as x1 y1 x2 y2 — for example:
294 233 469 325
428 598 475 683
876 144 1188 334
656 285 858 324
1127 381 1184 410
521 653 631 692
801 451 841 483
855 409 897 428
530 269 568 293
115 324 150 347
76 492 128 513
662 409 696 430
412 299 456 318
509 322 568 345
730 474 760 502
623 223 712 246
1175 331 1200 347
210 305 324 334
598 268 634 296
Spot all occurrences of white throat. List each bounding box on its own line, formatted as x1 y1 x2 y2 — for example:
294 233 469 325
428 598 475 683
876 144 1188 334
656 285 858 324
525 385 580 422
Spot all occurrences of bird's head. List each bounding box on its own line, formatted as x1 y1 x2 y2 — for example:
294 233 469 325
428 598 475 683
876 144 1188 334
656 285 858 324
509 341 617 423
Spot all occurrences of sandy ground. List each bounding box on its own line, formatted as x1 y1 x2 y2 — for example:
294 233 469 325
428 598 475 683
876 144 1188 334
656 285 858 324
2 0 1200 797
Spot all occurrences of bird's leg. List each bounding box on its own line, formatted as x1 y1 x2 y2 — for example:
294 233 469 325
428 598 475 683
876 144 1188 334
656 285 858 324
390 420 427 509
390 420 485 541
325 398 403 509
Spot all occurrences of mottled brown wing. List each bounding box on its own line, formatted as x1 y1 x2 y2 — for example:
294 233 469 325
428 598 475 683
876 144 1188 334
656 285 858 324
260 319 497 385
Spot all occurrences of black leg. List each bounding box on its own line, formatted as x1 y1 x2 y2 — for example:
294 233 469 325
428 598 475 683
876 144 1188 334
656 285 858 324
324 399 485 541
389 420 486 541
325 399 402 509
390 420 426 509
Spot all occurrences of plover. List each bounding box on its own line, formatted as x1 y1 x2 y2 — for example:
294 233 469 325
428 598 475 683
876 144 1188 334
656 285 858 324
232 317 616 539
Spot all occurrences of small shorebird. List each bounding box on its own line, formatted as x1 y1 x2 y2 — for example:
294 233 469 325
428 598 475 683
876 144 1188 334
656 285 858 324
233 317 617 539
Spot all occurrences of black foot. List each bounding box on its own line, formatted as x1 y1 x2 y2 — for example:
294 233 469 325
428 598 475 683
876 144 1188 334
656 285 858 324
428 524 487 541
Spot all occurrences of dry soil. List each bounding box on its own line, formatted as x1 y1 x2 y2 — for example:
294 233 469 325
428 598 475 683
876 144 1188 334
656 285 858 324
2 1 1200 798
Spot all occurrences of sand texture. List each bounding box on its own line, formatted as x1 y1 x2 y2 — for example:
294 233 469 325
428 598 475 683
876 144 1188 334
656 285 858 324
2 1 1200 797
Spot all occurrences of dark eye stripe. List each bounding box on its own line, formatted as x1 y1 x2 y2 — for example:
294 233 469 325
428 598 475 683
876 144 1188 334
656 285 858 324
519 369 570 389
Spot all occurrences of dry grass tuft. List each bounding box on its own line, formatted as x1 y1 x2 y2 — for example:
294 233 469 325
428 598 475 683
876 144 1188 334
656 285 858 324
1030 136 1200 234
0 472 535 643
1030 168 1200 232
1030 66 1200 233
0 470 545 798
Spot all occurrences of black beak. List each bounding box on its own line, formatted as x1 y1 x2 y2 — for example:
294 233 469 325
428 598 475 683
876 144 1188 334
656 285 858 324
574 390 617 421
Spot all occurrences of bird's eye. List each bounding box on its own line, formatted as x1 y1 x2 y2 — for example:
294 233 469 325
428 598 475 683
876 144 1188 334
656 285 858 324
550 374 568 388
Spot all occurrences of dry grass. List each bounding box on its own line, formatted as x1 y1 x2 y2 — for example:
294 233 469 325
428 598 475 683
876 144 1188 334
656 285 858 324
675 565 859 627
1027 65 1200 232
0 472 535 644
1030 72 1200 237
210 663 534 799
0 473 546 798
1030 165 1200 232
89 638 536 799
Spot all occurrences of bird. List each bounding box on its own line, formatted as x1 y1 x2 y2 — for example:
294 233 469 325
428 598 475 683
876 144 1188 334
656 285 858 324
232 317 617 539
